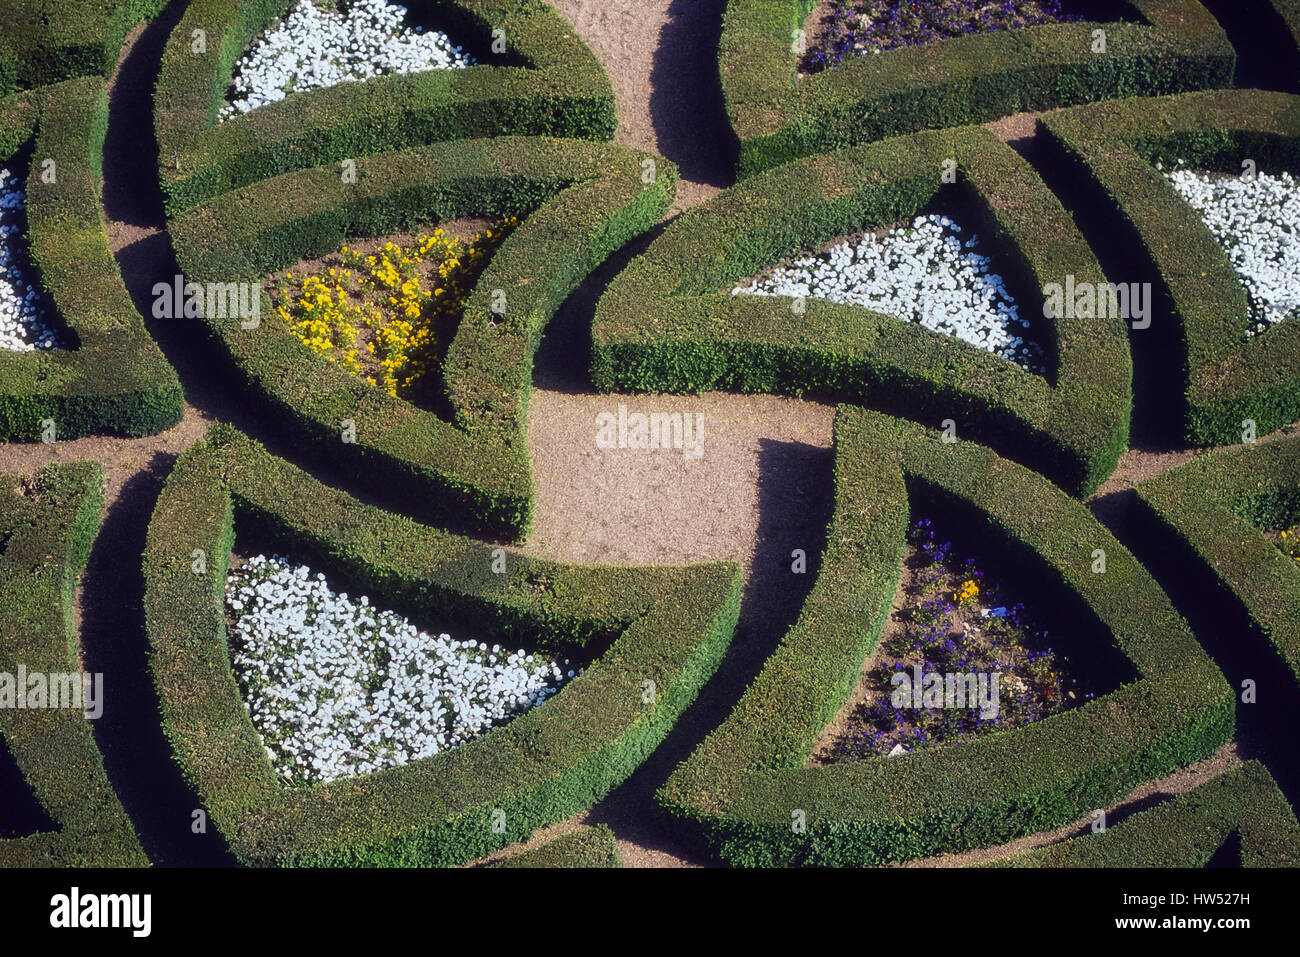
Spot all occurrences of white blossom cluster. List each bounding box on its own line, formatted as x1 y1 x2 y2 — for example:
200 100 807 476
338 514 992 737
732 214 1045 373
1163 162 1300 338
221 0 474 121
0 168 61 352
226 554 572 785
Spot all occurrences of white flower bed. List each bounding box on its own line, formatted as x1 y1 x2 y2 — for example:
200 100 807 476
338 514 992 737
732 214 1044 373
1163 163 1300 338
226 554 572 785
221 0 474 121
0 168 60 352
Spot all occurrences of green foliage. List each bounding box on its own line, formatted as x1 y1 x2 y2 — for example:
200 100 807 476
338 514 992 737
0 0 169 89
657 406 1233 867
154 0 617 214
593 126 1130 496
0 462 149 867
141 425 742 867
489 824 622 868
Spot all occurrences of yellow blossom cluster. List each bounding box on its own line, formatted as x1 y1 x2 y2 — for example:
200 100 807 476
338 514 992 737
275 219 517 397
954 579 979 605
1282 528 1300 566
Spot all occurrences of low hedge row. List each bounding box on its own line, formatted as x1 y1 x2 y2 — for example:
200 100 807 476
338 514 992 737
592 126 1131 496
169 136 674 540
155 0 617 214
1039 89 1300 446
998 761 1300 867
0 78 184 440
142 424 742 867
0 0 167 89
657 405 1233 867
1133 433 1300 691
0 462 149 867
720 0 1234 178
488 824 622 868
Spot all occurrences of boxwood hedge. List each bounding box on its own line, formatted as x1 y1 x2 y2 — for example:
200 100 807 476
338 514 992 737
721 0 1234 178
0 0 168 90
155 0 617 214
1133 433 1300 692
997 761 1300 867
657 405 1233 867
1039 89 1300 446
168 136 674 541
0 462 148 867
592 126 1131 496
0 78 183 440
488 824 622 868
142 424 742 867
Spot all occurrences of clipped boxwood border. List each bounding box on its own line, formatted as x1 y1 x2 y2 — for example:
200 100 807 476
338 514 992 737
0 0 168 89
1039 88 1300 445
657 405 1233 867
1133 432 1300 691
488 823 622 867
721 0 1233 178
593 125 1131 496
155 0 617 214
169 136 674 541
0 462 148 867
142 424 741 867
0 78 183 440
997 761 1300 867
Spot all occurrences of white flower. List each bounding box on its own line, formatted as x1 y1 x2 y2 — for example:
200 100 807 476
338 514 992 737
0 168 63 352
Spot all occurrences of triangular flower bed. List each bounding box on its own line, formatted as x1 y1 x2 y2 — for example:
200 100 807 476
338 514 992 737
593 126 1130 495
1039 89 1300 444
155 0 617 214
142 425 741 866
656 405 1233 866
168 136 675 540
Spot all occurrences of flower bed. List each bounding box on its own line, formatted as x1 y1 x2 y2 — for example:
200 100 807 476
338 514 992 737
732 214 1045 373
0 167 61 352
227 554 572 785
804 0 1081 72
824 517 1090 762
1163 164 1300 338
221 0 473 121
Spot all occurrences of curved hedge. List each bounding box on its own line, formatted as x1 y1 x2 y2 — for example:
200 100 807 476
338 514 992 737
155 0 617 214
720 0 1234 178
0 78 183 440
1039 89 1300 446
0 0 167 89
998 761 1300 867
657 405 1233 867
488 824 622 868
142 424 742 867
168 136 674 540
1133 433 1300 692
593 126 1131 496
0 462 148 867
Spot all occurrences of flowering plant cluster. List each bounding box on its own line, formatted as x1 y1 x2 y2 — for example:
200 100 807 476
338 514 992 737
1280 528 1300 567
1163 163 1300 338
275 221 515 397
733 213 1045 372
828 517 1090 761
803 0 1080 72
0 168 62 352
221 0 474 120
226 554 573 786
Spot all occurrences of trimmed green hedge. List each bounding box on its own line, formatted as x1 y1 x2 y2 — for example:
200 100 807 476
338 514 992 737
1133 433 1300 691
155 0 617 214
169 136 673 540
721 0 1234 178
0 462 149 867
142 424 742 867
997 761 1300 867
657 405 1233 867
0 78 184 440
0 0 168 89
593 126 1131 496
489 824 622 867
1039 89 1300 446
